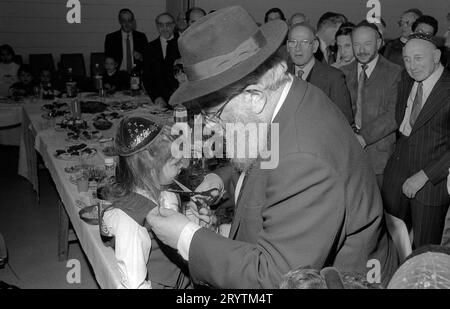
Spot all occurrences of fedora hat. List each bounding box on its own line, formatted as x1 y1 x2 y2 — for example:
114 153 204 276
169 6 288 106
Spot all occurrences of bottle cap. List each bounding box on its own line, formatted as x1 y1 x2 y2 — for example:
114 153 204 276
104 157 114 165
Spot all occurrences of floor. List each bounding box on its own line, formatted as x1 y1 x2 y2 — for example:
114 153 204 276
0 145 98 289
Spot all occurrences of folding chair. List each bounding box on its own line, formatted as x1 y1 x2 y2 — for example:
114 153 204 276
60 53 86 78
29 53 55 76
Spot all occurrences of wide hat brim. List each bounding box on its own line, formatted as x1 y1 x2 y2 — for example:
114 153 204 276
169 20 288 107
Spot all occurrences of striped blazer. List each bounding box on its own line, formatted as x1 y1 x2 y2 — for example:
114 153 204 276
383 68 450 207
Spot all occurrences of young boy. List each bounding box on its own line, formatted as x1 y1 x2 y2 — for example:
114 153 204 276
103 57 129 93
9 64 37 98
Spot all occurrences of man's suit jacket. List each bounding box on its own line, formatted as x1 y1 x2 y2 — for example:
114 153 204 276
143 36 180 103
188 78 398 288
288 59 353 124
104 30 148 70
383 69 450 212
340 56 402 175
382 38 405 68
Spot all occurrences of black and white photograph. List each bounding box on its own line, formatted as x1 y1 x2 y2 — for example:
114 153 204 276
0 0 450 293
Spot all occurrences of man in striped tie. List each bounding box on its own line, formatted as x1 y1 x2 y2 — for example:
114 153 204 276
382 33 450 249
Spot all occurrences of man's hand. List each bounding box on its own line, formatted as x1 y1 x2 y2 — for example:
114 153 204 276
185 201 216 228
402 170 429 199
146 207 190 249
355 133 366 148
133 51 143 62
193 173 225 207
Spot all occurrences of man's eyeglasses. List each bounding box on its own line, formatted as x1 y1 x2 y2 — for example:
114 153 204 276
287 39 315 49
157 22 175 28
201 100 230 124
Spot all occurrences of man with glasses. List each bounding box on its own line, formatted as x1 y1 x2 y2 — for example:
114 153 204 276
143 12 180 108
104 8 148 73
383 8 423 67
147 6 398 288
286 23 353 124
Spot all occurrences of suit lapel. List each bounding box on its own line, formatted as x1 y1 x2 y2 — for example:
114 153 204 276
345 61 358 115
411 70 450 134
397 74 414 125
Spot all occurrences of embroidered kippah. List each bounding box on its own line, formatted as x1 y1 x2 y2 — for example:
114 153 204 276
407 32 439 47
115 116 163 156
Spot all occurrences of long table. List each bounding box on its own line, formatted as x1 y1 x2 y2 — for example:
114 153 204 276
21 94 171 288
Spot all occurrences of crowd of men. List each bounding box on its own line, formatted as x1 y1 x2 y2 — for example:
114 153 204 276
101 6 450 288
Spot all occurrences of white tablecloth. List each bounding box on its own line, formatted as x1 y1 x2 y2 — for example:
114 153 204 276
32 103 169 288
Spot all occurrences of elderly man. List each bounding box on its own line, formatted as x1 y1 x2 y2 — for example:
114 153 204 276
383 33 450 249
143 13 180 108
104 8 148 73
147 6 398 288
383 8 423 67
286 22 353 124
340 21 402 187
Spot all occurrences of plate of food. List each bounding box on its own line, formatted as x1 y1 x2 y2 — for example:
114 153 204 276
55 118 88 132
93 118 113 130
54 144 97 161
66 130 102 142
80 101 108 114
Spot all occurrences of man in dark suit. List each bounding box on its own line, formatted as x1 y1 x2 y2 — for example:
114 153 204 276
104 9 148 73
147 6 398 288
382 33 450 248
315 12 347 65
383 8 423 68
340 21 402 187
287 22 353 124
143 12 180 107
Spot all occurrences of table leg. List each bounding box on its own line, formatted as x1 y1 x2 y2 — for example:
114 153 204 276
58 200 69 261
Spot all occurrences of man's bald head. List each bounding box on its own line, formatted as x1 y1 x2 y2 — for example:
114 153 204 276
403 38 441 81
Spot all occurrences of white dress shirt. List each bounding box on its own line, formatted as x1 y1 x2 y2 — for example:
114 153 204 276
357 54 379 79
399 64 444 136
295 57 315 80
102 207 152 289
120 30 134 71
177 76 294 261
160 35 174 59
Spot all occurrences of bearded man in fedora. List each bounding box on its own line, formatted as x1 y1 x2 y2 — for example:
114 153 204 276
147 6 398 288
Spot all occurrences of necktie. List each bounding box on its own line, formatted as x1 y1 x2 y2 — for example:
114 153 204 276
296 68 304 80
162 39 168 59
409 82 423 128
326 46 335 64
126 34 132 73
355 64 368 129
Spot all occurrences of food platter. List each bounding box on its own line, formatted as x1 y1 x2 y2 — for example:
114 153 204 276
53 143 97 161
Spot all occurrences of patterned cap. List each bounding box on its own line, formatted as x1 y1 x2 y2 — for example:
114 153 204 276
388 252 450 289
115 116 163 156
407 32 439 47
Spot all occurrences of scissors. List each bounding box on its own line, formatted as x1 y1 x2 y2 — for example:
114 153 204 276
167 179 219 197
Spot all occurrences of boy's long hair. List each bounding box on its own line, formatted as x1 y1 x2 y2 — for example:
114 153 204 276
108 126 177 202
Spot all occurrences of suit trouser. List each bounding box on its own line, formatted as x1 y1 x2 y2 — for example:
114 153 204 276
410 200 449 249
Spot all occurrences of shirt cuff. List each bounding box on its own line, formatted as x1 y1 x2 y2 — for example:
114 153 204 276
177 221 201 261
